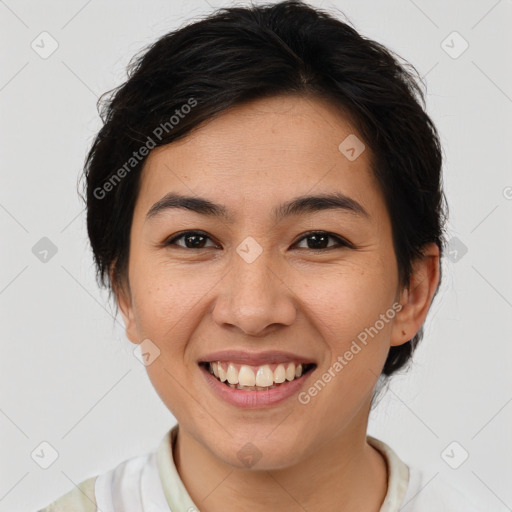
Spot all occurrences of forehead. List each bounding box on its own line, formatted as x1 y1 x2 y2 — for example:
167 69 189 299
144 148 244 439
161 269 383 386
134 94 383 221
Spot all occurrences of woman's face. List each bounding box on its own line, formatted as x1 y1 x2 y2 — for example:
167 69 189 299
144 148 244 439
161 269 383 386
117 94 434 469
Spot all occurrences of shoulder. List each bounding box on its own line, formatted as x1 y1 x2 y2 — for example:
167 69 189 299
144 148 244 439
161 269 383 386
37 476 97 512
37 451 164 511
367 436 486 512
37 430 176 512
403 465 484 511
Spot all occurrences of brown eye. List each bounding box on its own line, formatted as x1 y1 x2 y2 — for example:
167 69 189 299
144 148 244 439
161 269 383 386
164 230 353 251
294 231 353 250
165 231 217 249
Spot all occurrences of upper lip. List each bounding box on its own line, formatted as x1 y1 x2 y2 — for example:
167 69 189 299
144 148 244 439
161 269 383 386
198 350 316 367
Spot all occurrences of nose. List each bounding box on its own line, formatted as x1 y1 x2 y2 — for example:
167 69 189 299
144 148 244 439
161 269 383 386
211 250 297 336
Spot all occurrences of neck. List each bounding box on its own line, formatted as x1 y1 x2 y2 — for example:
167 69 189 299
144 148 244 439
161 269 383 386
173 408 388 512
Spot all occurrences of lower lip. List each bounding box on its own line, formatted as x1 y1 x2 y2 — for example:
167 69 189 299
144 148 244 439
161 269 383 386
199 364 315 409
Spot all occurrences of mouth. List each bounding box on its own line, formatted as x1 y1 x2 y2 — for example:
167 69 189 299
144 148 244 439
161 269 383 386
198 361 317 391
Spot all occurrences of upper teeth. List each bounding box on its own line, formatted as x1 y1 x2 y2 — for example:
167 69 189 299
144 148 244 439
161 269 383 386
209 362 304 387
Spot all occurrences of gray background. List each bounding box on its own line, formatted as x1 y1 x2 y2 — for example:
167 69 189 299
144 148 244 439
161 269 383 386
1 0 511 510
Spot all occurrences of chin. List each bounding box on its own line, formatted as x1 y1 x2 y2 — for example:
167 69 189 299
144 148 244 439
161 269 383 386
207 430 309 471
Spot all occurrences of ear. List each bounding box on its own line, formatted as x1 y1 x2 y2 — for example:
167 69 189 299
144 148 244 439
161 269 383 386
111 268 139 345
390 242 441 347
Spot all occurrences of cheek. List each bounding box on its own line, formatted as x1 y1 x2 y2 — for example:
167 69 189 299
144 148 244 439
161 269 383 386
130 263 210 336
297 262 396 391
130 268 205 418
300 260 397 333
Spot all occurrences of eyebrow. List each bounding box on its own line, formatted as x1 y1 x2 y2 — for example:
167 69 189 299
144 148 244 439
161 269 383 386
145 191 369 223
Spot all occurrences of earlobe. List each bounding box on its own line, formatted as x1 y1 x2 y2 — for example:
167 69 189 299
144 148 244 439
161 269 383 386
111 271 139 345
118 292 139 345
390 243 440 347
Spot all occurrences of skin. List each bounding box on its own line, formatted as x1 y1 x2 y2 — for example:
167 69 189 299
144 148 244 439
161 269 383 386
116 94 440 511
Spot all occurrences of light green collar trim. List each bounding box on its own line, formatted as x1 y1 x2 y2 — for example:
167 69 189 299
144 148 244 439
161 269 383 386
156 424 200 511
367 435 410 511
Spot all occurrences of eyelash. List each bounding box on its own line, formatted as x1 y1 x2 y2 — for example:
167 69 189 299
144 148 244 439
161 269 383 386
164 230 354 251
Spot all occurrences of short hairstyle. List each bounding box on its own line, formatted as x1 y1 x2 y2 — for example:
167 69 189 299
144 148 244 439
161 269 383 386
81 0 448 379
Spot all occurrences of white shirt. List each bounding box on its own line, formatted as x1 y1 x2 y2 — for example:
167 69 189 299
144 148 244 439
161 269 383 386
38 424 483 511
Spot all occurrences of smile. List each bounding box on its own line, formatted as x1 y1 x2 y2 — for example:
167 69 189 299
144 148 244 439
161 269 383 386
198 359 317 408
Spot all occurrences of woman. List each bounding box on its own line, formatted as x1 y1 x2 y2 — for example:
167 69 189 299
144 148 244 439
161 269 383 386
38 1 480 510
